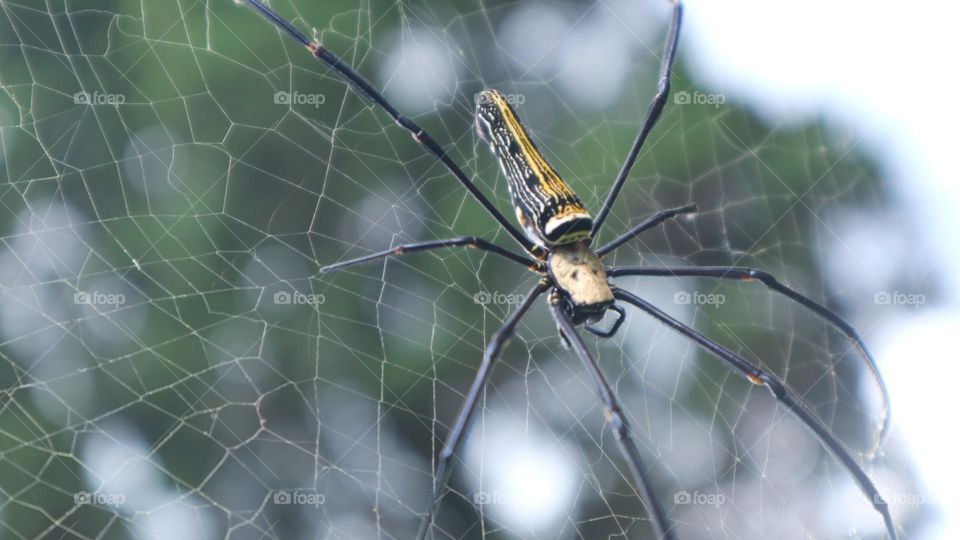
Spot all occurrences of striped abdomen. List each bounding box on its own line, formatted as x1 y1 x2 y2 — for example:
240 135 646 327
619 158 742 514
475 89 592 247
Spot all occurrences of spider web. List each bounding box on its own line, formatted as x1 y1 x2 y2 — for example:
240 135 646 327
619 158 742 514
0 1 927 539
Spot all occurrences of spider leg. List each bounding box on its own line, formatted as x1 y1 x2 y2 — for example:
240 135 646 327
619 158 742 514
596 203 698 257
319 237 537 274
584 304 627 338
240 0 535 254
592 0 683 235
416 281 550 540
549 297 675 540
607 265 891 449
614 288 899 540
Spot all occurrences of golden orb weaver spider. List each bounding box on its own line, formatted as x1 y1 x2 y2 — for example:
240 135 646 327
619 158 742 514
240 1 897 538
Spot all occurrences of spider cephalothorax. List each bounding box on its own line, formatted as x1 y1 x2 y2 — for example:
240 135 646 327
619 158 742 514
546 241 614 325
242 0 897 538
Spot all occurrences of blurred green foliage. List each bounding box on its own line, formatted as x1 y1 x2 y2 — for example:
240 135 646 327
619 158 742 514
0 1 894 538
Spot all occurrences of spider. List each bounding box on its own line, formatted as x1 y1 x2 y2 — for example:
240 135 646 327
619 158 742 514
242 1 897 538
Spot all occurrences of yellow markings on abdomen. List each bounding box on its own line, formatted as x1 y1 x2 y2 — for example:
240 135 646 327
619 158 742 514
475 89 593 247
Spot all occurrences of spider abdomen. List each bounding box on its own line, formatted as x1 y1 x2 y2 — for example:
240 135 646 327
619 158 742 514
475 89 593 247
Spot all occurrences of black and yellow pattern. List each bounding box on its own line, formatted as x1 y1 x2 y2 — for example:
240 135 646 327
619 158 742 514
475 89 593 247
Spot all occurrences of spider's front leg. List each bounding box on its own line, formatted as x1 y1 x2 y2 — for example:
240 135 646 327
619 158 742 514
318 237 538 274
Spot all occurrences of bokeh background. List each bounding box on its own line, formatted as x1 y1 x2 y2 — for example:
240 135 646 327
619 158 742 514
0 0 955 538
